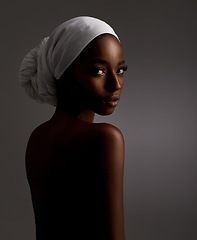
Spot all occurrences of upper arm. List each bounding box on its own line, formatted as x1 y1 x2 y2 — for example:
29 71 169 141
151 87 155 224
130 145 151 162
95 124 125 240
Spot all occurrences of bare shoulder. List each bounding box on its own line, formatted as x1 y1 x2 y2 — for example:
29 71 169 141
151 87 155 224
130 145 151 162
91 123 125 166
93 122 124 142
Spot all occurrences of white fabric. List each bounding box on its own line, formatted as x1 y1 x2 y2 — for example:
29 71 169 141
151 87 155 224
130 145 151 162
18 16 119 106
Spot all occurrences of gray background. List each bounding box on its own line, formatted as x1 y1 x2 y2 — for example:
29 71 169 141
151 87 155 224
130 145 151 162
1 0 197 239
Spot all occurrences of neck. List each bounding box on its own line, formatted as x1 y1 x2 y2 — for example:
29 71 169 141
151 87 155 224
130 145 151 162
55 103 95 123
77 109 95 123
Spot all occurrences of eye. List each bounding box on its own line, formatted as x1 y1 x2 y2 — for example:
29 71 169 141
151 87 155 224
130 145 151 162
117 66 128 75
97 69 105 75
89 67 106 76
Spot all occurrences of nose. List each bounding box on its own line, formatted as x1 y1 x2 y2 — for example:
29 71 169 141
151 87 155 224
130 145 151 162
106 72 122 92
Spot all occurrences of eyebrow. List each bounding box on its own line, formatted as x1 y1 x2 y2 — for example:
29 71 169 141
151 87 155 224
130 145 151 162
88 59 126 66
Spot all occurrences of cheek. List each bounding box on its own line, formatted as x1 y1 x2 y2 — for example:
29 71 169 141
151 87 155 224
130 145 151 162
121 79 125 89
77 75 106 97
89 80 105 95
120 77 124 90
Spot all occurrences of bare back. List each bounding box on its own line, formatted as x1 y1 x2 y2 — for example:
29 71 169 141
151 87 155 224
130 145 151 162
26 111 125 240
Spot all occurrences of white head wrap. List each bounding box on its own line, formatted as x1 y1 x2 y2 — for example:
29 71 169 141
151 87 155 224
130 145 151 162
18 16 119 106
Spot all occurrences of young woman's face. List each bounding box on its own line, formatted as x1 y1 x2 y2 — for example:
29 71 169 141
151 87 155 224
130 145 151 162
70 34 127 116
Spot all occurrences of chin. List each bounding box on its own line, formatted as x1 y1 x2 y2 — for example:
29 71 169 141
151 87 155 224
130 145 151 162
96 107 116 116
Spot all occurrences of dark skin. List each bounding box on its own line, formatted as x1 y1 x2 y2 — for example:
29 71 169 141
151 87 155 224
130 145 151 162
26 34 127 240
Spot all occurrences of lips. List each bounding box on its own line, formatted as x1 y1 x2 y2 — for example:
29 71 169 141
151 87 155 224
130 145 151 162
103 95 120 107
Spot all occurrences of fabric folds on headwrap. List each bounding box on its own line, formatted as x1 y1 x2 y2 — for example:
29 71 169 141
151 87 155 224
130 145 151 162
18 16 119 106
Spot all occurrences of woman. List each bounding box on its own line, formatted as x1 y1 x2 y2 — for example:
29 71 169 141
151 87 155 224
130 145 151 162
19 16 127 240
